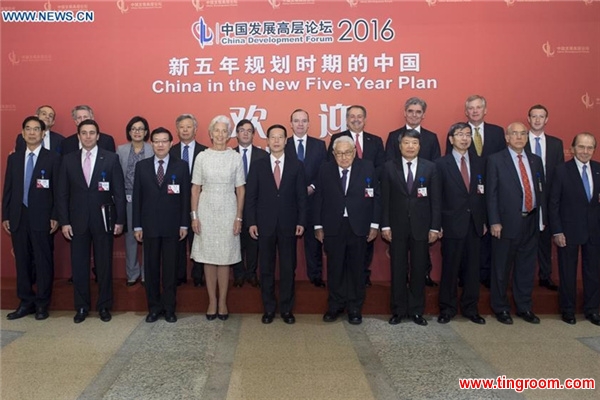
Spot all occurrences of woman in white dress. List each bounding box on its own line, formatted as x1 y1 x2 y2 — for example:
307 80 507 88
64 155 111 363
190 115 245 320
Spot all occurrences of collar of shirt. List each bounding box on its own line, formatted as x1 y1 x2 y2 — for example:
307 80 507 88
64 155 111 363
338 165 352 176
182 141 195 155
43 130 51 150
349 131 363 147
25 144 43 161
239 144 252 157
452 149 469 166
405 125 421 133
270 153 285 171
155 154 170 167
294 134 307 148
402 157 417 178
81 145 98 158
574 157 590 173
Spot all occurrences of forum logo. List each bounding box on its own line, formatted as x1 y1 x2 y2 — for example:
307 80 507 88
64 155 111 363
191 17 214 49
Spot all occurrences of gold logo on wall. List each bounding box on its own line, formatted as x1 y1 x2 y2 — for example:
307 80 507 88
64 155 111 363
192 0 204 11
44 1 52 10
8 51 19 66
116 0 129 13
581 93 594 109
425 0 436 6
347 0 359 7
542 41 554 57
505 0 515 6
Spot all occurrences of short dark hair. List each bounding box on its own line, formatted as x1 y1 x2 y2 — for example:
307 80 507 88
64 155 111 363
447 122 471 137
151 127 173 142
267 124 287 138
571 132 597 149
236 119 255 133
399 128 420 142
125 116 150 141
22 116 46 131
77 119 99 134
346 105 367 119
528 104 548 118
290 109 309 122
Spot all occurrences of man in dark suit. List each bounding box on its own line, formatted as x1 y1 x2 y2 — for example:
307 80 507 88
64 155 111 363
15 105 65 154
169 114 208 287
232 119 268 288
526 104 564 291
327 105 384 288
382 129 441 326
61 105 116 155
316 136 380 324
435 123 486 325
445 95 506 289
246 124 308 325
57 119 126 323
285 109 327 288
549 132 600 326
3 116 60 320
133 127 190 324
487 122 545 325
385 97 441 287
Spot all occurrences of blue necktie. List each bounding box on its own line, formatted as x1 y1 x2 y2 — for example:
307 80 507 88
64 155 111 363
297 139 305 162
182 145 190 169
341 169 348 195
23 152 35 207
535 137 542 158
406 161 414 192
242 148 248 180
582 165 592 202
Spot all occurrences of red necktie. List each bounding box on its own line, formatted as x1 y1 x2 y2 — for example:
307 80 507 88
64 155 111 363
274 160 281 189
517 155 533 212
460 156 470 192
355 133 363 158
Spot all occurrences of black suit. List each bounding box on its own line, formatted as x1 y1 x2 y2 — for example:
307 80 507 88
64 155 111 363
487 148 545 314
285 136 327 281
436 153 486 317
61 132 116 155
133 157 190 314
57 148 126 311
314 158 380 313
381 158 441 316
549 159 600 316
15 131 65 154
232 145 269 281
245 155 307 314
170 141 208 284
386 127 441 162
2 147 60 310
526 134 564 281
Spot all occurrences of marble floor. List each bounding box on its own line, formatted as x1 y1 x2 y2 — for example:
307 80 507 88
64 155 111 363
1 311 599 400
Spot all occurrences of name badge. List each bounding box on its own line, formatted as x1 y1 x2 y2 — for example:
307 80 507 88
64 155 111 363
126 194 132 203
168 184 180 194
98 182 110 191
364 188 374 198
417 187 428 197
477 184 485 195
36 179 50 189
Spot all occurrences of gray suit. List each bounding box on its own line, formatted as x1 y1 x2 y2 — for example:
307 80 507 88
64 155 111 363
117 142 154 281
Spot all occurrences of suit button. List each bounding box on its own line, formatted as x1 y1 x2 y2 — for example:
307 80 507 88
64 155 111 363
466 209 471 213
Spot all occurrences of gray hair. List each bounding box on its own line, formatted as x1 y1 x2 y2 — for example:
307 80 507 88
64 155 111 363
404 97 427 113
208 115 233 137
71 105 94 120
175 114 197 130
465 95 487 109
333 135 356 151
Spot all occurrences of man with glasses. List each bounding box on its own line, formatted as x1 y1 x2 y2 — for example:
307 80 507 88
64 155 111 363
15 105 65 154
232 119 268 288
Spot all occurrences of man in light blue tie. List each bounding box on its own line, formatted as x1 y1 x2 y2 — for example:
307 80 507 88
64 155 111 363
526 104 564 291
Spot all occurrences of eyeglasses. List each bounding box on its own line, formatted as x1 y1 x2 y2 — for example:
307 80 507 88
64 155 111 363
453 133 472 138
508 132 528 137
130 127 146 133
334 150 355 158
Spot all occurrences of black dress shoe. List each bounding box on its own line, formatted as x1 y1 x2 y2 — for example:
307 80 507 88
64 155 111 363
496 311 513 325
388 314 402 325
424 275 438 287
99 308 112 322
347 312 362 325
146 312 160 323
206 313 217 321
412 315 428 326
217 313 229 321
165 312 177 323
126 280 138 287
466 314 486 325
585 313 600 326
437 314 451 324
74 308 89 323
262 312 275 324
233 277 245 288
323 310 339 322
246 275 260 288
35 307 49 321
539 278 558 291
481 278 491 289
365 276 372 288
281 312 295 324
516 311 540 324
561 313 576 325
311 278 326 288
176 278 187 287
67 276 73 284
7 306 35 320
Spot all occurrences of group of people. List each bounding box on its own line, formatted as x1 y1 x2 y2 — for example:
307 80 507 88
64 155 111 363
3 96 599 328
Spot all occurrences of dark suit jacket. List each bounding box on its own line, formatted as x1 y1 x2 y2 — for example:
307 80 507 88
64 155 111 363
15 131 65 155
549 159 600 246
132 157 190 238
446 122 505 158
381 158 441 240
61 132 116 155
525 134 564 202
435 153 486 239
285 136 327 189
327 130 385 170
313 158 381 237
2 148 60 231
169 141 208 174
234 145 269 171
386 127 441 162
486 148 545 239
57 148 126 234
245 155 308 237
